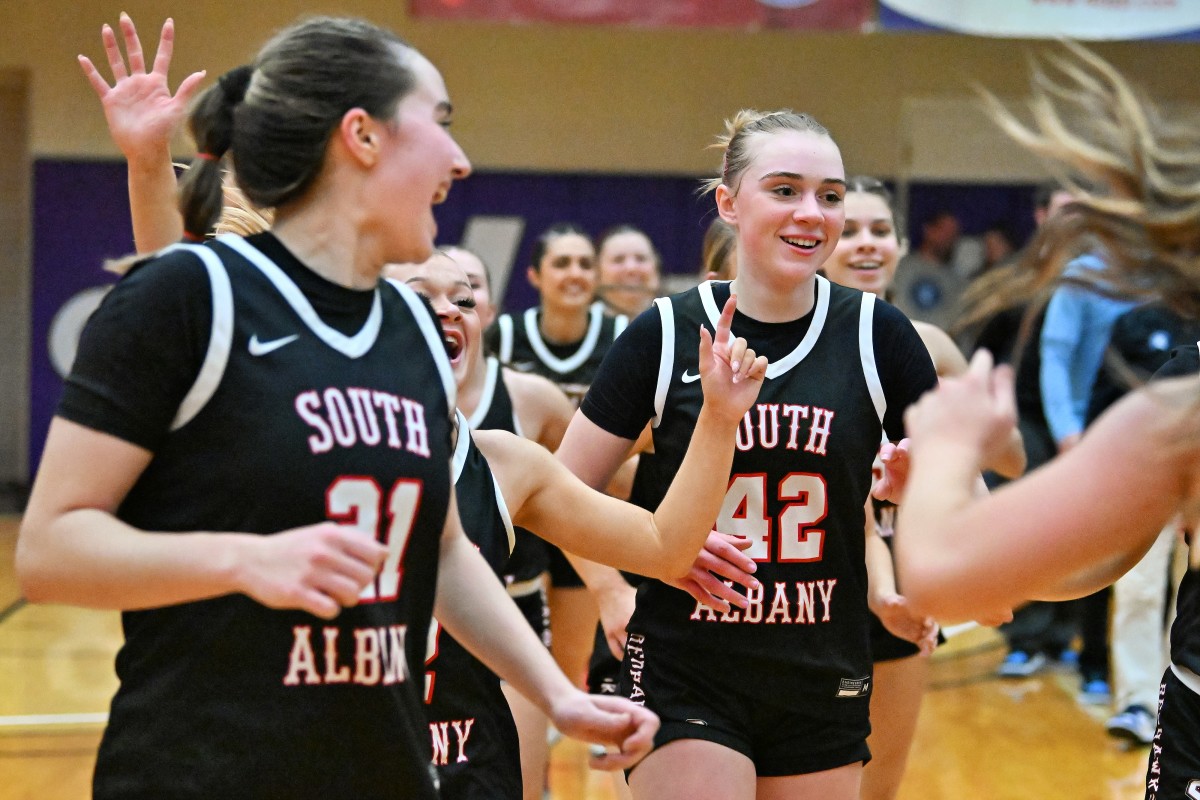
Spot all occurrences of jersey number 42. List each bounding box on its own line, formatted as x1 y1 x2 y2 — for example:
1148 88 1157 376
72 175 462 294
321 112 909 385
716 473 828 562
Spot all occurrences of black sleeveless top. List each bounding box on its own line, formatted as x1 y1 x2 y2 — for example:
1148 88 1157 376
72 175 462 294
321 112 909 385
425 412 520 799
487 302 627 407
63 234 454 799
582 278 935 708
466 356 546 585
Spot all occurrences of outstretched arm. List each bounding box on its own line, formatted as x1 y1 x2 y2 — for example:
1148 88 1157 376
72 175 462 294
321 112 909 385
80 14 204 253
895 351 1199 621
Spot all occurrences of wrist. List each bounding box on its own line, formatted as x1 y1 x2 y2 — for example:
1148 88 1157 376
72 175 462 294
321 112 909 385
215 533 252 596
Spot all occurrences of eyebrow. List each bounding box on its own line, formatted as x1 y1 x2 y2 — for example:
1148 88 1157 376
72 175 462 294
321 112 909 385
759 171 847 187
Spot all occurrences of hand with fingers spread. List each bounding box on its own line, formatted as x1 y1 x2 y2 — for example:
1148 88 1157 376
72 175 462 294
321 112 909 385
699 295 768 424
904 350 1017 469
79 14 206 166
548 690 659 771
235 523 387 620
666 532 760 612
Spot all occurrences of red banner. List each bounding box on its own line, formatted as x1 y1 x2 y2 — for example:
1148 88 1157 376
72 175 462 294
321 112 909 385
409 0 872 31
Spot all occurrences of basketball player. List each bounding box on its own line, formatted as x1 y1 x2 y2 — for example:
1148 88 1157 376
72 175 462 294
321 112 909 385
595 225 662 318
885 45 1200 800
19 16 658 798
557 110 939 800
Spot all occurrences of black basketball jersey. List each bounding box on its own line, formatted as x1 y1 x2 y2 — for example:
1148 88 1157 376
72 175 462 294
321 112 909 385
626 277 905 707
493 302 627 407
464 356 546 585
90 235 455 799
1160 343 1200 677
425 412 520 800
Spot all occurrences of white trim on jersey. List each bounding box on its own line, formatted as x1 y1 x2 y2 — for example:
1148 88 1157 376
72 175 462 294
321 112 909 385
698 275 831 381
858 292 887 426
467 356 501 430
167 243 234 431
385 279 457 414
522 303 606 375
220 235 383 359
497 314 515 363
613 313 629 338
465 357 525 438
652 297 675 429
491 470 516 556
452 410 472 483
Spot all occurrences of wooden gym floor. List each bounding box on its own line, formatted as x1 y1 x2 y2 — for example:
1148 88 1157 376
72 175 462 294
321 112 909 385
0 516 1149 799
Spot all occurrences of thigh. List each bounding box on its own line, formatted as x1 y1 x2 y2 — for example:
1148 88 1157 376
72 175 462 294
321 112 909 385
629 739 756 800
862 654 930 800
757 761 863 800
1146 669 1200 799
500 682 548 800
548 585 599 687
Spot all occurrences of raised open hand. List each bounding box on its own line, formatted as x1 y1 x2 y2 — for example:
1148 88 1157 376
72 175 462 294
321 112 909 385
78 14 206 164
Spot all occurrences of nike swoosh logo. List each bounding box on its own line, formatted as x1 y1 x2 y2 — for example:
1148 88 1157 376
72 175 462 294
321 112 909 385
681 370 701 383
248 334 299 356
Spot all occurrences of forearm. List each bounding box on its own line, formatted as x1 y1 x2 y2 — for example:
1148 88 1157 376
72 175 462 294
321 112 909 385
894 440 986 617
18 508 244 609
127 154 183 253
434 529 575 715
645 407 741 577
865 527 898 604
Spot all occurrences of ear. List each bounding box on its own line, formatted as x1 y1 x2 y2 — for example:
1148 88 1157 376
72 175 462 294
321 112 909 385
526 265 541 291
336 108 383 168
715 183 737 225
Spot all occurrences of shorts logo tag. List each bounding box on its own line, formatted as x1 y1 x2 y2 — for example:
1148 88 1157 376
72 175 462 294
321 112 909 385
686 718 709 726
836 676 871 698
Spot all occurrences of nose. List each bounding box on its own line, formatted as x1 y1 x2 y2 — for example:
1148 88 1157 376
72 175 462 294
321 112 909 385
431 295 462 322
450 142 472 180
791 193 822 224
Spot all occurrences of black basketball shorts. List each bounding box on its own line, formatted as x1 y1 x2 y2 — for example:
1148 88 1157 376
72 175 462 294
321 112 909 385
1145 666 1200 800
618 633 871 777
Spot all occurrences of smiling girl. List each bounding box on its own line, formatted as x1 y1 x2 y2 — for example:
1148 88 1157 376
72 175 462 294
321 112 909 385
556 110 939 800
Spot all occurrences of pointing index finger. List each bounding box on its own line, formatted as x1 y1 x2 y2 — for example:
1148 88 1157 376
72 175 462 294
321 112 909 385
714 294 737 352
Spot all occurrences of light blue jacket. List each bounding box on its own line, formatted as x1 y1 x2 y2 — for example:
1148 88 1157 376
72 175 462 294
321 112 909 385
1039 254 1139 443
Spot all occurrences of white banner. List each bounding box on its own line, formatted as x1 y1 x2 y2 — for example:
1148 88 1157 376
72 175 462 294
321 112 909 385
880 0 1200 40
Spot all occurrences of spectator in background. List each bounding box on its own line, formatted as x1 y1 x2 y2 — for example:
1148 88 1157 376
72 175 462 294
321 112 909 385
981 223 1017 274
971 182 1081 680
891 209 967 331
1038 250 1141 702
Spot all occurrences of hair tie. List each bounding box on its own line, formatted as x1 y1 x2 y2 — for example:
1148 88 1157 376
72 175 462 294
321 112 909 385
194 152 220 162
217 65 253 106
183 230 207 243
